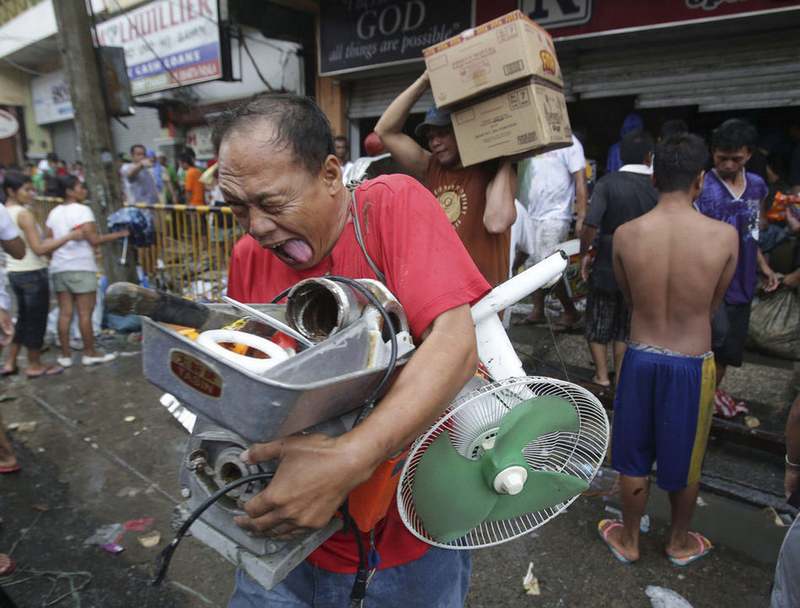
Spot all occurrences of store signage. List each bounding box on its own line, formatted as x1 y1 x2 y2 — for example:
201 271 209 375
0 109 19 139
319 1 472 76
185 125 215 159
31 71 75 125
95 0 223 96
520 0 799 37
522 0 591 28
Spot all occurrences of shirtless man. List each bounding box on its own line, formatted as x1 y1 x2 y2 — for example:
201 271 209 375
598 134 738 566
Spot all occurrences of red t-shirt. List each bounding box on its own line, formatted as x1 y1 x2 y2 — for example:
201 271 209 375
227 174 490 573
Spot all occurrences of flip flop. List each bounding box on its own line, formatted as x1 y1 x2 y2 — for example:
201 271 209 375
0 463 21 474
597 519 635 564
25 365 64 379
667 532 713 567
0 553 16 576
0 367 18 377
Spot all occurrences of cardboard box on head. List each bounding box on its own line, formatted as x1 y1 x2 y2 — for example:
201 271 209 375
423 10 563 110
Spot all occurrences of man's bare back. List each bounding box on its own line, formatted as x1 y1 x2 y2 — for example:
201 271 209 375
613 194 738 356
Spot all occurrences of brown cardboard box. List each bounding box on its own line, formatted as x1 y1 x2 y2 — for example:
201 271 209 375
423 10 562 109
452 80 572 167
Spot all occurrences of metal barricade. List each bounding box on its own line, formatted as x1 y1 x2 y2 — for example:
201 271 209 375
128 203 244 301
32 197 245 302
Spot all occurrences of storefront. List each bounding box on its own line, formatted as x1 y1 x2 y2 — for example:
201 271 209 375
316 0 800 167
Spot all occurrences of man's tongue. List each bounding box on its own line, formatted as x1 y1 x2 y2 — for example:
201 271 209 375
279 239 313 265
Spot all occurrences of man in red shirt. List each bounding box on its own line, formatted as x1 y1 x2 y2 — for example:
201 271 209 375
217 93 491 606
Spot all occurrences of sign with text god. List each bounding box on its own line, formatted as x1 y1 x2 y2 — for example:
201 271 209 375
319 0 472 76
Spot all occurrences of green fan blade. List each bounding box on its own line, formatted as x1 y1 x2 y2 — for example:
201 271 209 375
413 430 497 542
488 396 580 472
486 469 589 521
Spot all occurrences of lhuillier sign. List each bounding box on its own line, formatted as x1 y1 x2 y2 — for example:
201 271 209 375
319 0 472 76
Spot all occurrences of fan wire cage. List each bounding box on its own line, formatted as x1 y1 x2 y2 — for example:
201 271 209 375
397 376 609 549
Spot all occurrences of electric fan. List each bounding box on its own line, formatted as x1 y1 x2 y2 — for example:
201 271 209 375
397 376 609 548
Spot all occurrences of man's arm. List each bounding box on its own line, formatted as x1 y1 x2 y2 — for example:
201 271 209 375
573 169 588 235
579 225 597 283
235 304 478 537
612 229 631 305
483 161 516 234
756 247 780 292
374 72 431 181
124 160 147 180
711 225 739 314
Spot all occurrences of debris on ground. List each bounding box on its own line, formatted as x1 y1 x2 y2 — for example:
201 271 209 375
7 421 37 432
84 523 124 551
696 497 708 507
640 514 650 533
645 585 693 608
744 415 761 429
522 562 541 596
124 517 155 532
604 505 622 519
584 467 620 497
124 415 137 423
116 486 141 498
138 530 161 548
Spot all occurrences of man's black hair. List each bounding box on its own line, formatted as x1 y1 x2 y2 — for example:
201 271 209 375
659 119 689 141
56 174 81 198
2 171 31 197
178 152 195 165
130 143 146 155
711 119 757 152
653 134 708 193
620 129 655 165
212 93 335 177
334 135 348 143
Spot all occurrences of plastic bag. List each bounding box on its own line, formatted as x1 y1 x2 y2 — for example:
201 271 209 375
748 287 800 360
107 207 156 247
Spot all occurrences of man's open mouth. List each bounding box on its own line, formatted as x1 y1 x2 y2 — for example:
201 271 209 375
269 238 313 266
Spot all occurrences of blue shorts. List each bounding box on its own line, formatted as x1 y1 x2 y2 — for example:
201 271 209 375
229 546 471 608
611 343 715 491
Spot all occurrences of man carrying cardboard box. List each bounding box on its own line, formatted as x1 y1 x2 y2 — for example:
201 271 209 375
375 71 517 287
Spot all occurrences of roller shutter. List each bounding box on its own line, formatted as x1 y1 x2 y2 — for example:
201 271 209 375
349 71 434 119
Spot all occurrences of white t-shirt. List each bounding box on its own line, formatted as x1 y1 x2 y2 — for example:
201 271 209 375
46 203 97 274
518 135 586 221
0 205 21 310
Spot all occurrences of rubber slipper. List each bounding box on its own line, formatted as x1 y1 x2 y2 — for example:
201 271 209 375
597 519 635 564
25 365 64 379
0 463 21 474
0 368 18 377
0 553 16 576
667 532 713 567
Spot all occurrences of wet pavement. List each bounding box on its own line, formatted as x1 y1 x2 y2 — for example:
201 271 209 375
0 325 791 607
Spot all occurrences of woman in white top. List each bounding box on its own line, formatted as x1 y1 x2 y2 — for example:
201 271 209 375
46 175 128 367
2 172 81 378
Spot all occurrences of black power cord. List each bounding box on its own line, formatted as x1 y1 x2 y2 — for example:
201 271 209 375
151 471 273 586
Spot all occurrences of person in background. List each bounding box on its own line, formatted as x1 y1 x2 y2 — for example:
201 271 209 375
580 130 658 387
659 119 689 142
771 393 800 608
695 119 780 416
179 152 204 206
606 113 644 173
0 201 26 477
37 152 57 176
515 135 586 328
598 133 738 566
334 135 354 184
158 154 179 205
46 175 128 367
1 172 82 378
120 144 159 205
375 70 516 287
70 161 85 183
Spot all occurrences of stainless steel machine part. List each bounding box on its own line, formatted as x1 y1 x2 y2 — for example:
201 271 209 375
221 296 315 348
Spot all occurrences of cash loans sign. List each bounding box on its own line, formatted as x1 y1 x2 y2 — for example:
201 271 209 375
319 1 472 76
96 0 222 96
